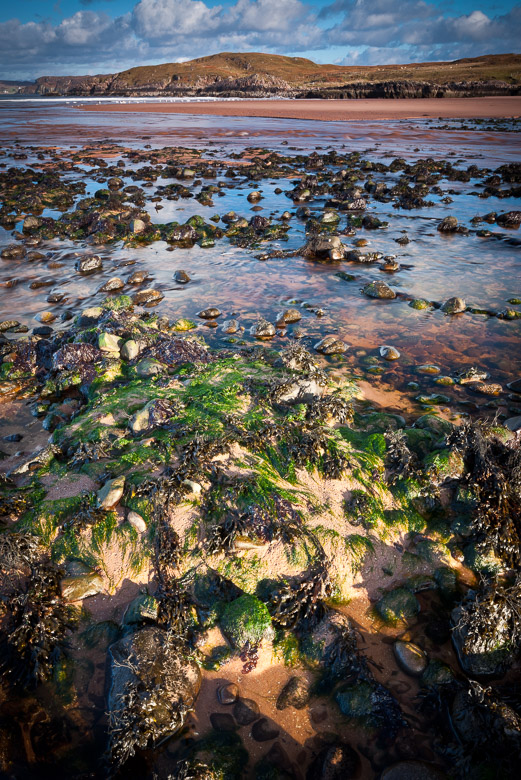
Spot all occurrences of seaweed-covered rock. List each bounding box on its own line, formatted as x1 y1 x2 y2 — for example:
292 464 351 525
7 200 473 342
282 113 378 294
220 594 273 648
106 626 201 769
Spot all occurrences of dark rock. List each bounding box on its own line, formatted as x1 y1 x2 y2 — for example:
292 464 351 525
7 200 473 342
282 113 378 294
307 743 360 780
132 288 164 305
107 627 201 762
393 641 427 676
53 343 102 371
174 270 191 284
217 683 239 705
209 712 237 732
276 676 310 710
198 307 222 319
233 697 260 725
437 216 459 233
362 280 396 299
251 717 280 742
380 761 447 779
496 210 521 228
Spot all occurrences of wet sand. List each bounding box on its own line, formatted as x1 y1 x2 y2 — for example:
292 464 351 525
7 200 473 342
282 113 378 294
80 96 521 122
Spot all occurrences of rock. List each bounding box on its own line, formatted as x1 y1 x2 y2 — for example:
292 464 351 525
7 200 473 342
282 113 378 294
122 593 158 625
198 307 221 319
505 415 521 432
221 319 240 334
437 216 459 233
174 270 191 284
181 168 195 179
375 588 420 624
314 336 348 355
451 599 514 678
97 476 125 509
473 382 502 396
128 270 149 284
100 277 125 292
250 320 276 339
409 298 431 310
421 659 454 687
305 235 343 259
393 641 427 676
276 676 310 710
173 318 197 331
380 761 447 780
441 297 466 314
36 311 56 324
496 210 521 228
78 306 103 326
307 744 360 780
23 215 41 232
251 718 280 742
220 594 273 648
132 288 163 305
380 345 400 360
76 255 103 275
60 573 104 601
335 681 374 718
98 332 123 353
127 511 146 533
1 244 26 260
276 308 302 325
217 683 239 705
136 358 165 377
182 479 202 495
274 378 324 405
33 326 53 336
210 713 237 732
247 191 262 202
121 339 141 361
129 405 151 434
363 281 396 299
0 320 19 332
130 218 147 234
107 627 201 755
233 697 260 726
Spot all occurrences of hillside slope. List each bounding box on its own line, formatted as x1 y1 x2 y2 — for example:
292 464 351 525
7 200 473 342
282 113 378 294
22 51 521 98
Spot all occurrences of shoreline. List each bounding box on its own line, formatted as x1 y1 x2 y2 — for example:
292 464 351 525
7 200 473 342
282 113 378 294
78 96 521 122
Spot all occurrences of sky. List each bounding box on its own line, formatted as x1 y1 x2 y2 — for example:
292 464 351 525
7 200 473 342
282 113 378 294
0 0 519 81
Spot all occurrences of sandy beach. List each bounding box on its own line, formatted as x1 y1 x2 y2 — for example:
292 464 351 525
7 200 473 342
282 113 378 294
79 96 521 122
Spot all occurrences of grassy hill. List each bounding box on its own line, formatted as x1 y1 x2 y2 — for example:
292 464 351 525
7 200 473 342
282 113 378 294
24 51 521 97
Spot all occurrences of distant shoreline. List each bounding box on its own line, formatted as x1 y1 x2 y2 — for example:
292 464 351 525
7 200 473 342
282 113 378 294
79 96 521 122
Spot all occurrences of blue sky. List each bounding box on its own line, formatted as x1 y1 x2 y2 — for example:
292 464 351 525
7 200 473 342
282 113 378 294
0 0 519 80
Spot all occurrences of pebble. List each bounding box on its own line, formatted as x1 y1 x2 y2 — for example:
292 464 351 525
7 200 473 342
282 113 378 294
36 311 56 323
233 697 260 726
100 277 124 292
250 320 276 339
127 511 146 533
99 332 123 353
221 319 239 334
393 640 428 676
121 340 140 361
198 307 221 319
97 476 125 509
217 683 239 705
128 270 149 284
276 308 302 325
251 717 280 742
75 255 103 275
380 345 400 360
174 270 191 284
132 289 163 305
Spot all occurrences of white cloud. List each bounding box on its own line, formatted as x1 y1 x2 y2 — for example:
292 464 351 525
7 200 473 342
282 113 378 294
0 0 519 80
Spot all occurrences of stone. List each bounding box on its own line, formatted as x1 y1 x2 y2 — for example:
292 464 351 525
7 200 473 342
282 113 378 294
221 594 273 648
128 270 149 284
314 336 348 355
217 683 239 705
441 297 466 314
305 235 343 259
437 216 459 233
274 378 324 405
197 307 222 319
97 476 125 509
210 713 237 732
122 593 158 625
136 358 164 377
36 311 56 324
251 717 280 742
174 270 191 284
78 306 103 326
221 319 240 334
61 573 104 601
98 332 123 353
380 345 400 360
375 588 420 624
127 511 146 533
107 627 201 753
505 415 521 432
121 339 140 361
100 277 124 292
233 697 260 726
132 288 163 305
182 479 202 495
76 255 103 275
363 280 396 299
421 659 454 687
380 761 447 780
307 744 360 780
473 382 502 396
393 640 427 677
129 406 151 434
0 320 19 332
335 681 374 718
130 218 147 234
1 244 26 260
250 320 276 339
23 215 41 232
276 308 302 325
247 191 262 202
276 676 310 710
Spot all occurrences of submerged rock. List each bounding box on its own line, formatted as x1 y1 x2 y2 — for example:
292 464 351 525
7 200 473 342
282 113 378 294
314 336 348 355
393 640 427 676
441 297 466 314
362 280 396 299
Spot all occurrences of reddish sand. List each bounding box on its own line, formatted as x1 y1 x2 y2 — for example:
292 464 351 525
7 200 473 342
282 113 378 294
80 96 521 122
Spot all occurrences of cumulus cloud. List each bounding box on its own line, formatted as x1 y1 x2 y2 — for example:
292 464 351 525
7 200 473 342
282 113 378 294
0 0 519 80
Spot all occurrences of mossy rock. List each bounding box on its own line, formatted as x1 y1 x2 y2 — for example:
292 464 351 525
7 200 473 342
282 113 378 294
375 587 419 625
463 543 503 576
421 659 454 687
424 449 465 482
434 567 458 601
335 680 374 719
220 594 273 648
414 414 454 437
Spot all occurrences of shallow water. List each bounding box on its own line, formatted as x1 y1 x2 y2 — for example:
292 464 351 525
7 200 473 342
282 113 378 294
0 103 520 422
